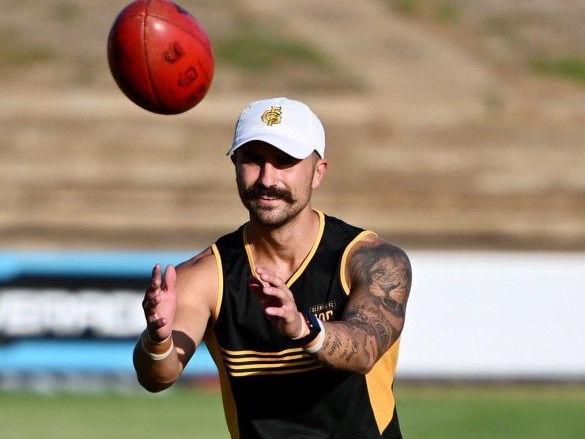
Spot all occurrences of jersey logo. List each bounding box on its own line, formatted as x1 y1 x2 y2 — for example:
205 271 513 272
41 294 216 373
309 301 337 321
261 106 282 126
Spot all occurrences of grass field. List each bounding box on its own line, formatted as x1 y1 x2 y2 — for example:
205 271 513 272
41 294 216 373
1 383 584 439
397 382 585 439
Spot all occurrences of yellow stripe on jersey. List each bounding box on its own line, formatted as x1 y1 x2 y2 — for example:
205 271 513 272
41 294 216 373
340 230 377 294
243 210 326 288
210 244 224 323
220 346 323 376
287 210 326 287
227 364 324 377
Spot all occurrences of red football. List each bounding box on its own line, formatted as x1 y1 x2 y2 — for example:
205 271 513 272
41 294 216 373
107 0 214 114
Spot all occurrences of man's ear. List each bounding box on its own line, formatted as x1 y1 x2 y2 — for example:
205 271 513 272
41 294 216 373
312 158 328 189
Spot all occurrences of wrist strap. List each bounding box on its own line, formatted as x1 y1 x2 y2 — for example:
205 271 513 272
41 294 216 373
304 319 325 354
141 332 174 361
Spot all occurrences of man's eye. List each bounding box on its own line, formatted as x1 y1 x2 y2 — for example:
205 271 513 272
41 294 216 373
277 156 300 167
243 154 263 164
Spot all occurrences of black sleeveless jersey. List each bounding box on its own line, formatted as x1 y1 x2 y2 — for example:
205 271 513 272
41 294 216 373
206 211 403 439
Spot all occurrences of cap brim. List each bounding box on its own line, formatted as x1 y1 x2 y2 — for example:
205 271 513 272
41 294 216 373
227 133 316 159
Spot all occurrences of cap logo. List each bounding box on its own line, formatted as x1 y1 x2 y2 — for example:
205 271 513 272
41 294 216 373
260 106 282 126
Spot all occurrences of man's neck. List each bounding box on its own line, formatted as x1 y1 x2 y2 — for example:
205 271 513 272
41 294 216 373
247 209 320 281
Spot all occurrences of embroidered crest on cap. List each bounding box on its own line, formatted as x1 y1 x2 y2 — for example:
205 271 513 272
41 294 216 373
261 106 282 126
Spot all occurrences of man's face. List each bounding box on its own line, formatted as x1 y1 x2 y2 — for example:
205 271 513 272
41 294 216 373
232 141 327 227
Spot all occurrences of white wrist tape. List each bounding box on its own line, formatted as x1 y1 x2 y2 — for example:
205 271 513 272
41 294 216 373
141 332 174 361
304 319 326 354
291 312 309 340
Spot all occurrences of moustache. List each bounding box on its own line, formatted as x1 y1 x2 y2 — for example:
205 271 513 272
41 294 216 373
243 185 295 204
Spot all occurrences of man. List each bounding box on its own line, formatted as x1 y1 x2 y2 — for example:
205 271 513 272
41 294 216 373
134 97 412 438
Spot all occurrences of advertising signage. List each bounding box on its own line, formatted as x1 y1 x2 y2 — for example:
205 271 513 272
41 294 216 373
0 250 218 383
0 274 146 340
0 250 195 340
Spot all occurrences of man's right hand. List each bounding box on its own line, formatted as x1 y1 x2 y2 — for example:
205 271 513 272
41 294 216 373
142 264 177 342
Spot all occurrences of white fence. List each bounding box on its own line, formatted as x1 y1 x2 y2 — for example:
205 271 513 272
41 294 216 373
397 251 585 380
1 250 583 381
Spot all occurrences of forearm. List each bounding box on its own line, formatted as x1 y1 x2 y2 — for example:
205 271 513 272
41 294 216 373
133 331 183 392
309 320 399 374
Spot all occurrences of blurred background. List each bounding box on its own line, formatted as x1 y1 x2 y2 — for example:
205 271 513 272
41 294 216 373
1 0 584 437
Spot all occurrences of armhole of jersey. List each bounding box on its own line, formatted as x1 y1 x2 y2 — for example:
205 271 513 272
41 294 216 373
340 230 377 295
210 243 224 324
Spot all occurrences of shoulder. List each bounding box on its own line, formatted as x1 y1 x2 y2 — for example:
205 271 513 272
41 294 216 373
323 212 364 235
176 246 215 272
174 247 219 309
320 213 368 253
347 234 412 288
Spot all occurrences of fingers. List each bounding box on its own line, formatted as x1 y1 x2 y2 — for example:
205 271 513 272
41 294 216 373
143 264 162 311
248 275 264 289
255 267 287 289
150 263 162 291
164 264 176 288
252 268 296 315
145 264 175 299
248 275 281 309
142 264 175 340
251 270 285 304
251 268 304 339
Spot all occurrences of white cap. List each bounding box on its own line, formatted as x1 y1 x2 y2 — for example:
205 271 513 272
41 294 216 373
227 97 325 159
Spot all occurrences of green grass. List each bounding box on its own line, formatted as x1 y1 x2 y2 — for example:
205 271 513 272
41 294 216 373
531 56 585 86
215 30 332 73
1 383 584 439
398 383 585 439
213 25 360 91
0 387 229 439
385 0 461 23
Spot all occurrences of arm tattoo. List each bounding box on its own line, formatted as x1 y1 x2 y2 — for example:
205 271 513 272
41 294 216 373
349 242 411 313
325 324 369 365
345 242 412 352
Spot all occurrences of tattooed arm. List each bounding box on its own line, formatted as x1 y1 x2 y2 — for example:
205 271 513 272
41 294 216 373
312 234 412 373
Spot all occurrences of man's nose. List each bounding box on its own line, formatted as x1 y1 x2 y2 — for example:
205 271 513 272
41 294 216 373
257 162 279 187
